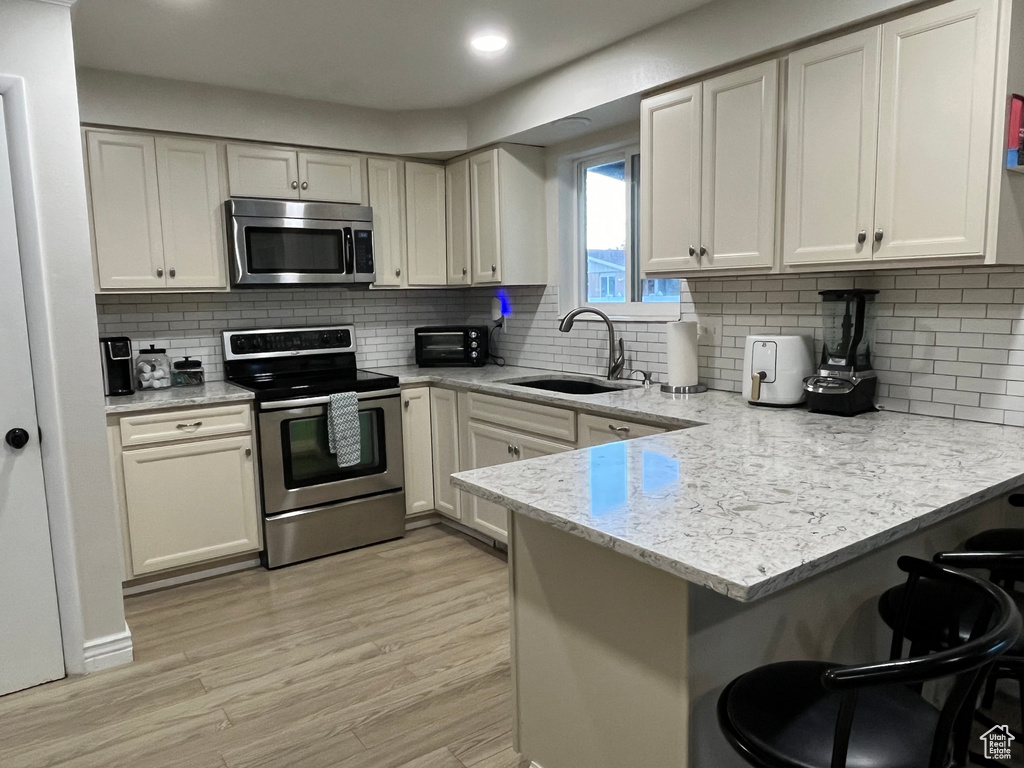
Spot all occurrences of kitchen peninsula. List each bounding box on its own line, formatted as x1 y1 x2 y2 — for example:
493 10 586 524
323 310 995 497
445 381 1024 768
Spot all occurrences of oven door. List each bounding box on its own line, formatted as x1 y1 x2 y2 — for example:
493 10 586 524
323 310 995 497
231 215 356 286
258 390 404 515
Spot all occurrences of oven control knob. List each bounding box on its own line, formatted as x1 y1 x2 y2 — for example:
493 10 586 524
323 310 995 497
234 337 248 353
251 337 264 351
470 351 479 359
335 331 348 345
469 331 478 339
470 342 478 349
321 332 331 345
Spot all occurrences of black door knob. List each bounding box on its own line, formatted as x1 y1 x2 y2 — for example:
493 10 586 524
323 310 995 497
5 428 29 450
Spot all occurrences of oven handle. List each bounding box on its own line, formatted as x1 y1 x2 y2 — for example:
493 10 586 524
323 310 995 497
259 388 402 411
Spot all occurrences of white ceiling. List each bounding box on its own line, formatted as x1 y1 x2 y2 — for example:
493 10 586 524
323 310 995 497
70 0 713 111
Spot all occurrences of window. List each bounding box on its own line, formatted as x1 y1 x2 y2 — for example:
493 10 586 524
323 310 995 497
578 148 680 316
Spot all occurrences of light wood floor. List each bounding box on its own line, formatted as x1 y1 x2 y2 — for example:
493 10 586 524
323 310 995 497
0 525 526 768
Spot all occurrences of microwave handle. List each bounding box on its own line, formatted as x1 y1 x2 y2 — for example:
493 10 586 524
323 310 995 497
343 227 355 275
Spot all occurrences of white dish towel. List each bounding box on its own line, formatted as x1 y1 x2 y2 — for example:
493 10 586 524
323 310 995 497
327 392 361 468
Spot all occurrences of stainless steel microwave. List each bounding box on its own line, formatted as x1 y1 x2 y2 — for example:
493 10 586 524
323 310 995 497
226 198 375 287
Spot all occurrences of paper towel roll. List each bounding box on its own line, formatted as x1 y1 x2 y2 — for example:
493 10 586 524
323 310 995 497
666 321 699 387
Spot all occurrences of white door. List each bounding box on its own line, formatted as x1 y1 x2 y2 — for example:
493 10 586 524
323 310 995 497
86 130 165 290
640 84 702 273
226 144 299 198
367 157 405 287
0 101 65 695
445 159 472 285
783 28 881 266
464 421 516 543
700 61 778 270
401 388 435 516
405 162 448 286
873 0 997 261
154 137 227 289
298 151 364 204
470 149 503 284
430 388 461 520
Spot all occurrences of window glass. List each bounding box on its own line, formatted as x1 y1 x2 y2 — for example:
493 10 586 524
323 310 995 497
584 160 627 304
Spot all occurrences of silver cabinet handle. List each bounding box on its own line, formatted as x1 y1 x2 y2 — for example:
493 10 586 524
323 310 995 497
491 264 497 274
874 229 884 243
291 180 299 190
857 230 867 245
156 267 164 278
699 245 708 257
512 445 520 457
245 448 252 458
609 424 630 434
403 399 410 409
507 444 514 455
169 267 176 278
462 267 468 276
395 268 401 277
301 181 308 190
176 421 202 430
688 245 696 257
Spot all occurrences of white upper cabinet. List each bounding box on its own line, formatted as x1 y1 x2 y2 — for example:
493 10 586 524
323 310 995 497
873 0 997 261
784 29 881 266
298 151 364 203
700 61 778 270
226 144 363 203
470 149 502 284
640 84 702 274
367 157 405 287
226 144 299 198
405 162 448 285
446 158 472 285
86 130 228 291
87 131 165 290
154 137 227 288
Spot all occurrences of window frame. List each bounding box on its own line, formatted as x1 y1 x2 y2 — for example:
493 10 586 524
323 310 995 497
571 144 680 322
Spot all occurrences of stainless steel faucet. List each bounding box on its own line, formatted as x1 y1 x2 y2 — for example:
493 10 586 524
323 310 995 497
558 307 626 380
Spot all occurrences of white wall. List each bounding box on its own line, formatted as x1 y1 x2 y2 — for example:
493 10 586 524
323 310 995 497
77 68 469 157
0 0 128 672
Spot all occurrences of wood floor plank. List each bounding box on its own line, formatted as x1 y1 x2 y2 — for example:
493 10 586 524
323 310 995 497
0 526 524 768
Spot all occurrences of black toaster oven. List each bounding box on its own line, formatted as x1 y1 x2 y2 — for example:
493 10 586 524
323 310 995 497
414 326 489 367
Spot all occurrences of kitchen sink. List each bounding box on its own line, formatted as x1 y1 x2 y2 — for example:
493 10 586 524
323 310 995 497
503 376 638 396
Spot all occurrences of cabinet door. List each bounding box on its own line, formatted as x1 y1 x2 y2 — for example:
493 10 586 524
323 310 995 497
299 151 364 204
515 433 574 462
86 131 166 290
402 387 435 516
367 157 405 287
405 162 448 285
874 0 997 260
446 159 472 285
430 388 461 520
701 61 778 270
226 144 299 198
122 434 260 575
640 85 702 273
577 414 665 448
155 137 227 289
463 421 517 543
470 149 502 284
783 29 881 266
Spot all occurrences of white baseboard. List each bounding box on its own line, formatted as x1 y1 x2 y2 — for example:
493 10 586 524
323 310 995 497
122 557 261 596
82 622 133 673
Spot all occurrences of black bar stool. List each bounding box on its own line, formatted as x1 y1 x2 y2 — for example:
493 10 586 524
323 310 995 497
718 557 1022 768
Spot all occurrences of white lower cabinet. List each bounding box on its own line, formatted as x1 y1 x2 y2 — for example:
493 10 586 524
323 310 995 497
430 388 461 520
121 433 259 576
401 387 435 516
577 414 665 448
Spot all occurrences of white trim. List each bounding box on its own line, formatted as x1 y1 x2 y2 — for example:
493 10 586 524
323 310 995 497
122 557 261 596
82 622 133 673
30 0 78 6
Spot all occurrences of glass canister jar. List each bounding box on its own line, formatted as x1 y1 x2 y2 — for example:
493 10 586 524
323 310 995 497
135 344 172 390
171 357 205 387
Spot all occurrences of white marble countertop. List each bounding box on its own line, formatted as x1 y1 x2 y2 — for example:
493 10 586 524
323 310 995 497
104 381 254 414
372 364 1024 603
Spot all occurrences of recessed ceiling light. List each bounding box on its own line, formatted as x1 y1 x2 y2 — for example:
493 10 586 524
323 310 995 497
470 33 509 55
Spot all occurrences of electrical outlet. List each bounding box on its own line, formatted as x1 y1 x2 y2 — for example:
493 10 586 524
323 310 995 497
698 317 723 346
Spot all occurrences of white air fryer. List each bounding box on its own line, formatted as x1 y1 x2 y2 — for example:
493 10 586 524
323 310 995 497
742 335 814 407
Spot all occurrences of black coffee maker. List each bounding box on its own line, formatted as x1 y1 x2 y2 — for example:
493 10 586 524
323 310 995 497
99 336 135 396
803 289 878 416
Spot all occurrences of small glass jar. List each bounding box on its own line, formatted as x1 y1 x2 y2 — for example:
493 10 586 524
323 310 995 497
135 345 172 390
171 357 205 388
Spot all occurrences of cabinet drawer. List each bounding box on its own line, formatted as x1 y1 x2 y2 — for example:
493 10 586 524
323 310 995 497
577 413 665 448
464 392 575 443
120 404 252 448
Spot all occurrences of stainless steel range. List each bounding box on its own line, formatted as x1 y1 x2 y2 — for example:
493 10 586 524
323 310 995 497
223 325 404 568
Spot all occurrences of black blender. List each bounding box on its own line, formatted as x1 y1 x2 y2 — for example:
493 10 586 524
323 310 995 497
803 289 879 416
